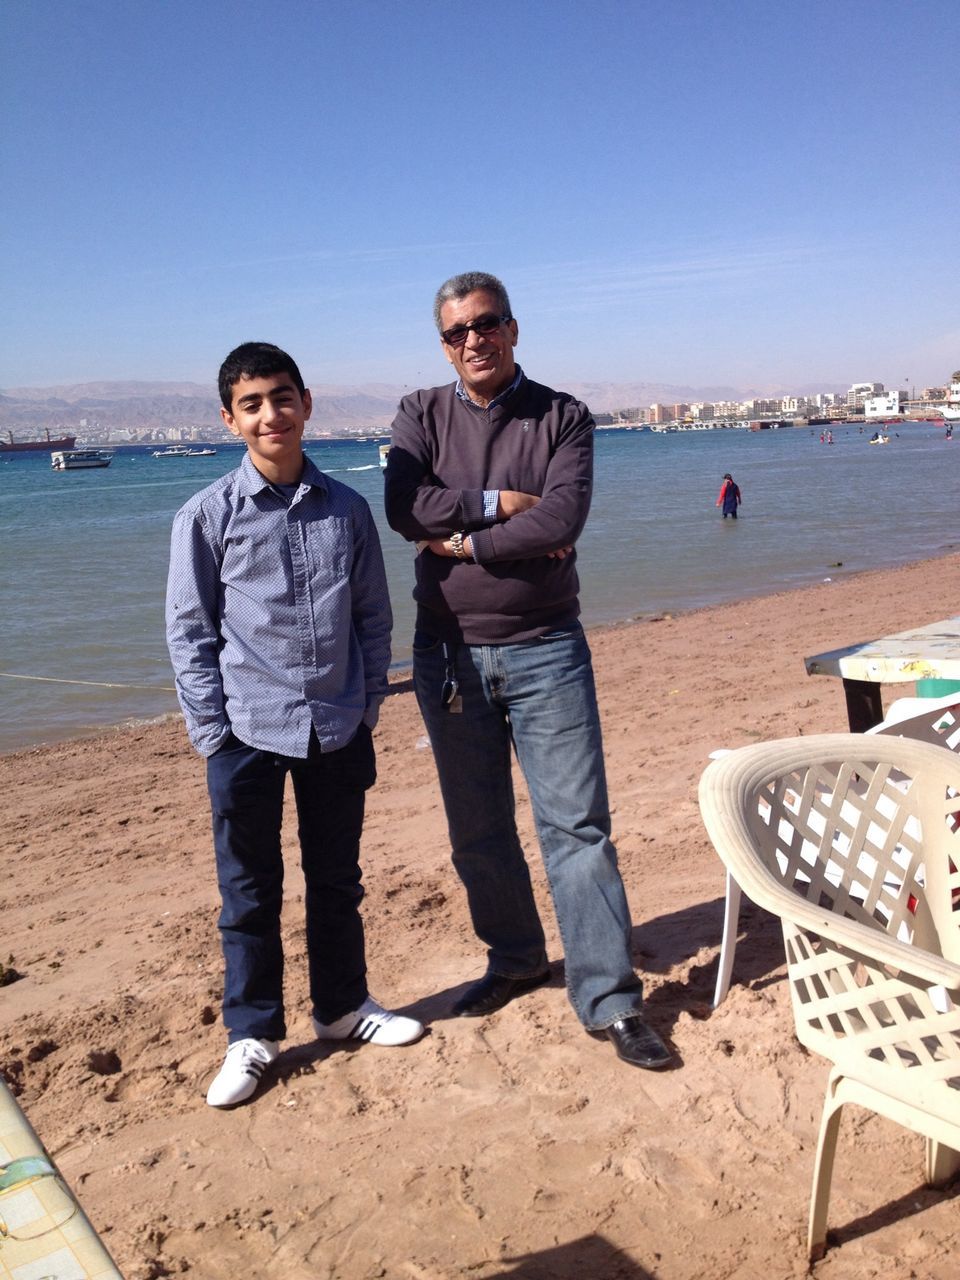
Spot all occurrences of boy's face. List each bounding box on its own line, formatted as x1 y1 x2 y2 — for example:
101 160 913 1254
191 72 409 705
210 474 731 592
220 372 312 483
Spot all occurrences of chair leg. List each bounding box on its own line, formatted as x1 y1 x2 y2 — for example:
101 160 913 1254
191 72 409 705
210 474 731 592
808 1074 844 1262
926 1139 960 1186
713 872 742 1008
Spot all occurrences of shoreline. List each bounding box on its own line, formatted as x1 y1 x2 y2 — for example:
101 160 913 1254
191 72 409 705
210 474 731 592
3 548 958 761
4 549 960 1277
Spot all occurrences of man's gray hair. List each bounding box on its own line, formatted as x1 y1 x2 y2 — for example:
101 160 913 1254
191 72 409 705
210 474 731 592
433 271 512 332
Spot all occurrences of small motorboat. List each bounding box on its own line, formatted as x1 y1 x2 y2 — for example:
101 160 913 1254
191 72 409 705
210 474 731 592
51 449 114 470
152 445 217 458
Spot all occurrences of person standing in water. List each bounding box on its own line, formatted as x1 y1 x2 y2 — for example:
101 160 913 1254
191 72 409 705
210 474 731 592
716 473 742 519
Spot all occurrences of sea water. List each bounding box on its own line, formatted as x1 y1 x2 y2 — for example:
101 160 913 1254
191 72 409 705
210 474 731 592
1 423 956 753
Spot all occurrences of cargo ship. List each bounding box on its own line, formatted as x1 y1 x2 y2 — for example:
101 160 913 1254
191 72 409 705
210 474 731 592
1 428 78 452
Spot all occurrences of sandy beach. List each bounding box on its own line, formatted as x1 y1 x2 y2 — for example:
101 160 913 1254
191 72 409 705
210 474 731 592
3 554 960 1279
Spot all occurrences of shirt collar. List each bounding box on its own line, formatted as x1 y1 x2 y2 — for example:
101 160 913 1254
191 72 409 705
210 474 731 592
455 364 524 412
238 450 327 496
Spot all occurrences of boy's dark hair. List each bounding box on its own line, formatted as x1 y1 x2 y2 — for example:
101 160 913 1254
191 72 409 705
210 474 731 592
218 342 306 410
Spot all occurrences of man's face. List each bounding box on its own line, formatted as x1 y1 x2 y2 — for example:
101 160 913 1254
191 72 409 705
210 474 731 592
220 373 312 482
439 289 518 406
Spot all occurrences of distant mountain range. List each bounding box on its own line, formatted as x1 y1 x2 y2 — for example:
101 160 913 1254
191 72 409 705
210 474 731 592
0 377 844 436
0 381 400 435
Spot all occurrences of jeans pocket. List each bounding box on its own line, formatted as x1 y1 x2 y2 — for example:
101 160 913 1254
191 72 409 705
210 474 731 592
412 629 443 654
209 729 239 756
324 723 377 791
537 624 583 643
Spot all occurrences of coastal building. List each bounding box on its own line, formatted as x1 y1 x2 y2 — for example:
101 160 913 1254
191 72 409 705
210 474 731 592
847 382 883 410
744 398 781 417
594 409 645 427
863 390 906 418
779 396 815 416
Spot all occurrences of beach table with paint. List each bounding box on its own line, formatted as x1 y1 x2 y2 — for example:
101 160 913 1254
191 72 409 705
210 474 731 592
804 614 960 732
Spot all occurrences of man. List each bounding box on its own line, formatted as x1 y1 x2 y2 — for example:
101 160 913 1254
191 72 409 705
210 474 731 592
167 341 422 1109
384 273 673 1070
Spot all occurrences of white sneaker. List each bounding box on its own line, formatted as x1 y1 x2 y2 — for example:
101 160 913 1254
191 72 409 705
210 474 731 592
312 996 424 1046
206 1038 279 1108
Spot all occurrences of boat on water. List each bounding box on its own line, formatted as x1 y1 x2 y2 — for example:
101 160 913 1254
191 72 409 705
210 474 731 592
152 444 217 457
51 448 114 470
868 432 889 445
1 429 78 453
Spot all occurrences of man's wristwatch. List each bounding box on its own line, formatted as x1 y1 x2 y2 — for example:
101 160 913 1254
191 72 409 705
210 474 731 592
450 531 469 559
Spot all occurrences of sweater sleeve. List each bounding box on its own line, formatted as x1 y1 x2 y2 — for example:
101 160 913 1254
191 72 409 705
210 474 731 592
384 393 487 539
468 398 594 564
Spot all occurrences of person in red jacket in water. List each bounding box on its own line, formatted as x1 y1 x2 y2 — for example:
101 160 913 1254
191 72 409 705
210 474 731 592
716 473 742 519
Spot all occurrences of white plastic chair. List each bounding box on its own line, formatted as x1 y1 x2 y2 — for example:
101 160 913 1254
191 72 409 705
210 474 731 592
700 733 960 1260
711 695 960 1007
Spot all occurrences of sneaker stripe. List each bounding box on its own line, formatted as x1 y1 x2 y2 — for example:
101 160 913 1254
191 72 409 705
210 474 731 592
312 1003 420 1045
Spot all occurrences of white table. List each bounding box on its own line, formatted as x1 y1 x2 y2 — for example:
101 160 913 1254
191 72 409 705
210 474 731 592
805 615 960 731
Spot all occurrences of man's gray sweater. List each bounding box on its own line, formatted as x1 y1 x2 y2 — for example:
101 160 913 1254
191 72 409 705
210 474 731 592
384 375 594 644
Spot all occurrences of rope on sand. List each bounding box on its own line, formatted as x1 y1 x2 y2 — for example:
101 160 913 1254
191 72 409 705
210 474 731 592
0 671 176 692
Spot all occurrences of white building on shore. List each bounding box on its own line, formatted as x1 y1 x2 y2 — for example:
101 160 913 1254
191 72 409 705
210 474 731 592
863 390 906 418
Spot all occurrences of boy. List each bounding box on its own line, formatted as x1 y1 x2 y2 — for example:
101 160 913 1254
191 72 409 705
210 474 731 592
166 342 422 1108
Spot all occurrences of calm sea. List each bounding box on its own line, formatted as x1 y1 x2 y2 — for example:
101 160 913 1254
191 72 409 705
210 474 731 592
1 422 957 753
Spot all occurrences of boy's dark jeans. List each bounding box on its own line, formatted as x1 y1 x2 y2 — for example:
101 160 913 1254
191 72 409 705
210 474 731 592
206 724 376 1043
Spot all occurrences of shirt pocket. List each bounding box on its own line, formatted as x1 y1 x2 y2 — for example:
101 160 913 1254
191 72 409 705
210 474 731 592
299 513 351 585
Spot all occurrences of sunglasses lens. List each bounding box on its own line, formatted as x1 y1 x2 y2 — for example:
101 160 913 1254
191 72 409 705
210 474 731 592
441 315 507 346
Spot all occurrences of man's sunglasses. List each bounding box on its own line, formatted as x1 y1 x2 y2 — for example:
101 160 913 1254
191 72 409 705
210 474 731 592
440 313 512 347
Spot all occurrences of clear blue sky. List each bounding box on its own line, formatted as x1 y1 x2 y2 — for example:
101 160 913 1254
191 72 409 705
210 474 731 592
3 0 957 394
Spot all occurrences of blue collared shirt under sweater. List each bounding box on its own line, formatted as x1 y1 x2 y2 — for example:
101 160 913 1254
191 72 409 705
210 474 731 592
456 364 525 521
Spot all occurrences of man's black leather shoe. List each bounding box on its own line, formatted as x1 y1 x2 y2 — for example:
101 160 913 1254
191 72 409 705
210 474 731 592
453 969 551 1017
604 1015 675 1070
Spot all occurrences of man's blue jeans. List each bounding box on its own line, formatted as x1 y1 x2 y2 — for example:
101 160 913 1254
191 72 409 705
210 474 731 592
205 725 375 1043
413 624 644 1030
